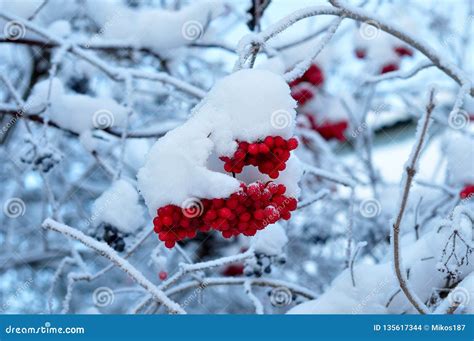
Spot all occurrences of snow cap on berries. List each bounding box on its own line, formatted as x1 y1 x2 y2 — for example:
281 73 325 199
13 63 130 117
138 69 299 215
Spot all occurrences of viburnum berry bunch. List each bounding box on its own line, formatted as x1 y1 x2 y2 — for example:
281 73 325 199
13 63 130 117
220 136 298 179
138 69 301 249
288 64 324 106
153 181 297 248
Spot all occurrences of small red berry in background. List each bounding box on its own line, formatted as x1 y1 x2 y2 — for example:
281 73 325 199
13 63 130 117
289 64 324 88
460 184 474 200
355 48 367 59
159 271 168 280
222 264 244 276
291 87 314 106
394 46 413 57
380 63 399 74
303 113 348 142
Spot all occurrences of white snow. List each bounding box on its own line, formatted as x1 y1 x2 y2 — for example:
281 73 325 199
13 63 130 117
85 0 226 52
26 78 127 134
137 69 301 214
251 223 288 256
92 179 145 233
443 132 474 185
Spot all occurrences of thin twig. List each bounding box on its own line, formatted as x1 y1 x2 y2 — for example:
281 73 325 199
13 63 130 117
391 89 436 314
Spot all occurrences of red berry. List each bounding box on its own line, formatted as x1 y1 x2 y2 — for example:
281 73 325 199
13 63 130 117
258 143 270 154
161 215 173 227
269 170 279 179
204 210 217 221
287 137 298 150
380 63 399 74
164 240 176 248
264 136 274 148
254 209 265 220
292 87 314 106
394 46 413 57
355 48 366 59
460 185 474 199
222 264 244 276
219 207 233 219
159 271 168 280
248 143 259 155
304 64 324 86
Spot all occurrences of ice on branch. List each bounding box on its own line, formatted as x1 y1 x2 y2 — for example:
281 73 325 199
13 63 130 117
92 180 145 234
138 69 302 214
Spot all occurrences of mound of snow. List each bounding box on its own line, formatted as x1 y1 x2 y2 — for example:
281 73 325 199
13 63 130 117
26 78 127 134
443 133 474 185
92 179 145 233
251 223 288 256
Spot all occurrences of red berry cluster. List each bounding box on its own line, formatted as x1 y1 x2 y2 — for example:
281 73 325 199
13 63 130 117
355 45 413 74
289 64 324 106
302 113 348 142
289 64 324 88
220 136 298 179
153 182 297 248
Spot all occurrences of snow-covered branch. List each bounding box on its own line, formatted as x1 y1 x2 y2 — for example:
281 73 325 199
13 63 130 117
42 218 185 314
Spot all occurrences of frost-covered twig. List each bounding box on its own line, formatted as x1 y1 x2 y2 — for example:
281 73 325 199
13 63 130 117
391 89 436 314
284 17 343 82
47 257 74 313
42 218 185 314
363 61 434 84
159 249 255 292
130 249 256 312
62 272 91 314
244 280 264 314
350 241 367 287
297 189 331 209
